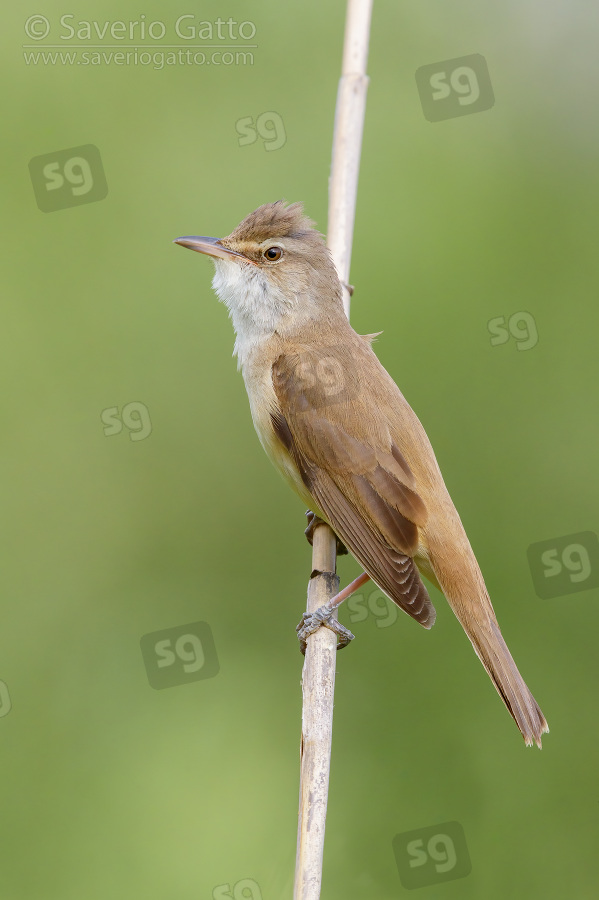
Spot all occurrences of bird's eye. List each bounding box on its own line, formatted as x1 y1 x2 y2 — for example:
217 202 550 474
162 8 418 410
263 246 283 261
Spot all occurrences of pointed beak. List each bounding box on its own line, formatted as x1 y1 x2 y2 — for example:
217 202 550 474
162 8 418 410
173 235 253 264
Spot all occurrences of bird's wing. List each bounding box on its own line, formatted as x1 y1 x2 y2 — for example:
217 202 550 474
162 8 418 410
271 348 436 628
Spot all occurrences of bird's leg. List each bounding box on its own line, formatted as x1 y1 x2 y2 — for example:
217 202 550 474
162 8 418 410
297 571 371 654
304 510 348 555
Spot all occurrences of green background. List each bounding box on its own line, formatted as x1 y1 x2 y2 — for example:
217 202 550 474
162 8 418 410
3 1 598 897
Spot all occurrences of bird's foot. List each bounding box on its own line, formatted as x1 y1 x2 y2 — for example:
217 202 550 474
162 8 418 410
304 510 348 555
296 602 355 654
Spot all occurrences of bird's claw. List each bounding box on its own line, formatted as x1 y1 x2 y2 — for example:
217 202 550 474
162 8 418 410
304 510 348 555
296 604 355 654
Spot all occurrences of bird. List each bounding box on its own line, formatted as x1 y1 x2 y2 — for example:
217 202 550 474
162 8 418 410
174 200 549 748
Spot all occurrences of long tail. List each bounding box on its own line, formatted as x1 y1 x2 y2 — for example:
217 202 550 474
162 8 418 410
424 533 549 747
462 610 548 747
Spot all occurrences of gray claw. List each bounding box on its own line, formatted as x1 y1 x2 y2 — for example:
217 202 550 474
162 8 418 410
304 511 348 555
296 605 355 654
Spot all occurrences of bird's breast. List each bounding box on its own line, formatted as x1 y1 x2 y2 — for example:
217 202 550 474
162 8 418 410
241 349 316 512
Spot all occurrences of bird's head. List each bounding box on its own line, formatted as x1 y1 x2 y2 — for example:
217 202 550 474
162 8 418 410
174 201 343 340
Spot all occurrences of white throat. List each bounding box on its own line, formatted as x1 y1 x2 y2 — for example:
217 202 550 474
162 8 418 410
211 258 293 369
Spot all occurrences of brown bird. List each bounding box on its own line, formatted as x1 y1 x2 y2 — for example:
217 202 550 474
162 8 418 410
174 200 549 748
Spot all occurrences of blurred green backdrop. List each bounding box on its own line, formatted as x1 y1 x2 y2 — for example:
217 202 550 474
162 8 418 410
2 1 599 897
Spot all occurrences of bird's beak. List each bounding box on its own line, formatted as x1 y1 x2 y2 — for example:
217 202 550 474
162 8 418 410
173 235 254 264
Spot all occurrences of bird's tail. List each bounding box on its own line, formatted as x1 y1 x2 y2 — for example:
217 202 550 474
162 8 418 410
462 610 549 747
424 532 549 747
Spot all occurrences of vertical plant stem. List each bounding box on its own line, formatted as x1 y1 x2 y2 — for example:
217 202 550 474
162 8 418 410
328 0 373 315
293 523 339 900
293 2 373 898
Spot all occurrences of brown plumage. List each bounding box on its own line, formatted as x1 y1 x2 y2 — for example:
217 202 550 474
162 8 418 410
174 200 549 748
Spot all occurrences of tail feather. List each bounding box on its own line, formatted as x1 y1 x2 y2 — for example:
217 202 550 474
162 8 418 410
423 531 549 747
462 610 548 748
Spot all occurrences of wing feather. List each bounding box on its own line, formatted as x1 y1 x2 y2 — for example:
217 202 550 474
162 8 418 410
272 351 436 628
